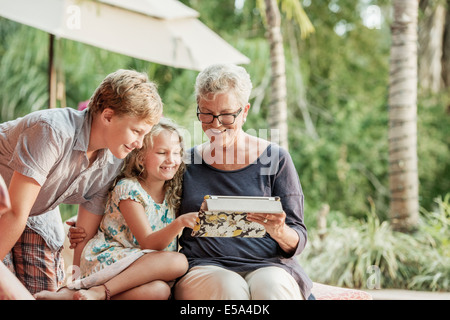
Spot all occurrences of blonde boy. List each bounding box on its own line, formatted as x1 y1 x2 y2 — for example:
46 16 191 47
0 69 162 294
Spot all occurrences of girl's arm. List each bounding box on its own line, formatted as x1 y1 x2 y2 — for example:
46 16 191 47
119 199 197 251
0 172 41 260
72 206 103 267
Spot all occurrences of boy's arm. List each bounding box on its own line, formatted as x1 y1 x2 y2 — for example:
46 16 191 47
0 172 41 260
0 175 11 218
72 206 103 267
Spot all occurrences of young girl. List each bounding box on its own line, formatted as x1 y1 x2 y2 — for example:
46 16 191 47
36 118 198 300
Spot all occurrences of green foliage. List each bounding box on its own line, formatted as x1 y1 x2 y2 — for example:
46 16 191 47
299 194 450 291
0 22 48 120
1 2 449 292
180 0 245 35
418 194 450 258
284 1 394 219
417 92 450 211
409 205 449 290
59 203 78 222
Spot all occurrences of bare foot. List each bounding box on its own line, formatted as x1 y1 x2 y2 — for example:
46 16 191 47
34 287 75 300
73 286 107 300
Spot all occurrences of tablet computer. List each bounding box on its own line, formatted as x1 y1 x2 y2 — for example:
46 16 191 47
191 195 283 238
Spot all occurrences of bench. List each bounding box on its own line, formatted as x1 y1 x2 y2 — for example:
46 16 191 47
311 282 372 300
61 217 372 300
0 214 372 300
1 256 372 300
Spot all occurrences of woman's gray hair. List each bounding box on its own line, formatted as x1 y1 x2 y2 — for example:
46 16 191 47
195 64 252 107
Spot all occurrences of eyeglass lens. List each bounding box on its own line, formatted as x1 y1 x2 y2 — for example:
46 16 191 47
197 113 236 125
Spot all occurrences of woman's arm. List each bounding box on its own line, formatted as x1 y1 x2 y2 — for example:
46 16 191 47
119 199 198 251
0 172 41 260
248 145 306 256
72 206 103 267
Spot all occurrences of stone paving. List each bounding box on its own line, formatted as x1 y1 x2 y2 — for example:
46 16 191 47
363 289 450 300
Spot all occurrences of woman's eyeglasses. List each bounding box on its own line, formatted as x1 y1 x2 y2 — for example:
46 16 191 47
196 107 243 125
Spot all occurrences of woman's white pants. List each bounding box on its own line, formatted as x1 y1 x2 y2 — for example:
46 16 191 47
174 265 304 300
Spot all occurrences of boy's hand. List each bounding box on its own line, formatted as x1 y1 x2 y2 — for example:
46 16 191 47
66 220 87 249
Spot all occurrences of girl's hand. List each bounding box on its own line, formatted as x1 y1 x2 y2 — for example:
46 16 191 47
66 220 87 249
177 212 199 229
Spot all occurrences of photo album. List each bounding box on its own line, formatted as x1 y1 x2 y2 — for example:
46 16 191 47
191 195 283 238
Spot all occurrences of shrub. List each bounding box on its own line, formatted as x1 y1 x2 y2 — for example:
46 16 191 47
299 195 450 291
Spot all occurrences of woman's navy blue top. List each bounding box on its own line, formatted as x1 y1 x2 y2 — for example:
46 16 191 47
179 143 312 299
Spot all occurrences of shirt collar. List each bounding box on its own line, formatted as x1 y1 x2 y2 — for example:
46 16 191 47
99 149 117 165
73 109 91 152
74 109 116 165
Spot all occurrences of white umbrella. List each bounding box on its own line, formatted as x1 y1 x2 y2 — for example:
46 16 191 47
0 0 250 106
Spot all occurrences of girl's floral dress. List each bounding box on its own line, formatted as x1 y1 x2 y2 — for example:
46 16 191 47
71 178 176 289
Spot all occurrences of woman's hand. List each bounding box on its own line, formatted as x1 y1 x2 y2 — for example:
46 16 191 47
66 220 87 249
247 212 287 238
247 211 299 255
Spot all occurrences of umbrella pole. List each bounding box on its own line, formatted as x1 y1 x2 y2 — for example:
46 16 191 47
48 34 56 108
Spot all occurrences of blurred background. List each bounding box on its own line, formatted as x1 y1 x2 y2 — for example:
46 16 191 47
0 0 448 292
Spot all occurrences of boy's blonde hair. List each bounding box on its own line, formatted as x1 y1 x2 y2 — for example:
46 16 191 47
120 117 186 215
88 69 163 124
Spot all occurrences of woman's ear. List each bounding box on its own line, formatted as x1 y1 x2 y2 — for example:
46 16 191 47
243 103 250 123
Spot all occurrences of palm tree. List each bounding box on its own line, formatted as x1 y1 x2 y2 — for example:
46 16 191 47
264 0 288 149
260 0 314 149
418 0 447 93
388 0 419 231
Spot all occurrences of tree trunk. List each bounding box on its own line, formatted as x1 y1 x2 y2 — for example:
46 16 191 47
442 0 450 88
388 0 419 232
264 0 288 150
418 0 446 93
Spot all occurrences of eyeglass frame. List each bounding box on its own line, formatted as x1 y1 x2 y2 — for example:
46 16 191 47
196 106 243 125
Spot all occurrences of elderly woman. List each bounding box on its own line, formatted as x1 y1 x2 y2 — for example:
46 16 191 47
174 64 312 300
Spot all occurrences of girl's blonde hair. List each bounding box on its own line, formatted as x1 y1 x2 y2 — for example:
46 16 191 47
118 117 186 215
88 69 163 125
